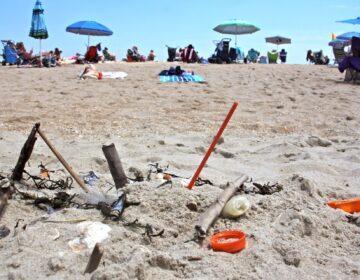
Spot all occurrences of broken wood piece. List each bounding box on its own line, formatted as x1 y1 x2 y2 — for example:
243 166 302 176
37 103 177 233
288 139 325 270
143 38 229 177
12 123 40 181
195 174 248 239
102 143 128 189
36 128 89 193
84 243 104 274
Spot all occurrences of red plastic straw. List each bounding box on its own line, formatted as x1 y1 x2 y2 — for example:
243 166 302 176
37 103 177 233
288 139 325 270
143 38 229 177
187 101 238 190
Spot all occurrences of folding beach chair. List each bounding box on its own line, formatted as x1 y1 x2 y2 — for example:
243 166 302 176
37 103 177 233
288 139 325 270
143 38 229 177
333 47 346 64
267 51 279 64
342 36 360 82
1 40 17 65
85 44 100 63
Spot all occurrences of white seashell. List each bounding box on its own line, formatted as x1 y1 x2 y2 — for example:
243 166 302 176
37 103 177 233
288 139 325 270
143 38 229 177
155 173 164 180
68 221 111 253
221 196 250 219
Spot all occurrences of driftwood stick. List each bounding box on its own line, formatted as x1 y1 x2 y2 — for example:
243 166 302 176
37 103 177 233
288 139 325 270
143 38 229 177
36 128 89 193
195 174 248 239
84 243 104 274
102 143 128 189
12 123 40 181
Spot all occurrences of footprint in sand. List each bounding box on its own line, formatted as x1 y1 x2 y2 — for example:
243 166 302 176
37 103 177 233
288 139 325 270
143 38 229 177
214 148 235 158
306 136 332 147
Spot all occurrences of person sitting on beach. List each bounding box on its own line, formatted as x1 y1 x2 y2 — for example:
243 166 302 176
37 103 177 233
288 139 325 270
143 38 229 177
176 48 183 61
279 49 287 63
16 42 33 60
42 50 57 67
147 50 156 61
102 47 116 61
306 49 329 65
133 46 146 62
54 48 63 66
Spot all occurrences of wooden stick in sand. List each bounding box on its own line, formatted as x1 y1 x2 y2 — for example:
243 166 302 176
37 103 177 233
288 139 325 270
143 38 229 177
195 174 248 239
102 143 128 189
36 128 89 193
84 243 104 274
12 123 40 181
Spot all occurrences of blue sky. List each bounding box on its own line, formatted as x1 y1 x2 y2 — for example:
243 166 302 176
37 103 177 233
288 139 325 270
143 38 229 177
1 0 359 63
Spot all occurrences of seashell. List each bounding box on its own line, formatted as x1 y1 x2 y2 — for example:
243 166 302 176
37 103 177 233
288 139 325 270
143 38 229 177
155 173 164 180
163 174 172 181
68 221 111 253
221 196 250 219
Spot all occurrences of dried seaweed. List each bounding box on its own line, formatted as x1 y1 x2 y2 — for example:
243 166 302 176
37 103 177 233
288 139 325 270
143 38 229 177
142 224 164 242
23 170 73 190
195 177 213 186
123 219 164 242
33 192 77 211
250 182 283 195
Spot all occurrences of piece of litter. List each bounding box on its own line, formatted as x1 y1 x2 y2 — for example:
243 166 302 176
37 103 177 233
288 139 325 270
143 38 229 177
68 221 111 253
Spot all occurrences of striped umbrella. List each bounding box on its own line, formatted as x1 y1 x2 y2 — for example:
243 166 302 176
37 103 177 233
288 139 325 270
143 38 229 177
265 36 291 50
213 19 260 47
29 0 48 65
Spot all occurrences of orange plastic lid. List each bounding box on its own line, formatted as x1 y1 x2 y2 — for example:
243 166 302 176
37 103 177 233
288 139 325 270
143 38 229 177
327 197 360 213
210 230 246 253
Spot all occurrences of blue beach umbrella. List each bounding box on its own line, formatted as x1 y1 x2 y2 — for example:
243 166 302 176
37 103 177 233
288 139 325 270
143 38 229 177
336 31 360 41
213 19 260 47
337 17 360 25
328 39 351 48
29 0 48 63
66 21 113 48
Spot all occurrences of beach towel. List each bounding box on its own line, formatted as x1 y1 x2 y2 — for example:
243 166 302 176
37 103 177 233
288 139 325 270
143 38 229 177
159 74 205 82
102 71 128 79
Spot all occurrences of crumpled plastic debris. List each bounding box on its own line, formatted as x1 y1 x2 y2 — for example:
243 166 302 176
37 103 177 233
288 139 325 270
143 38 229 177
68 221 111 253
83 171 100 186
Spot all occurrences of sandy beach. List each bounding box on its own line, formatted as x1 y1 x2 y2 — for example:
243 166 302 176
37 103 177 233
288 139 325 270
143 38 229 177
0 62 360 279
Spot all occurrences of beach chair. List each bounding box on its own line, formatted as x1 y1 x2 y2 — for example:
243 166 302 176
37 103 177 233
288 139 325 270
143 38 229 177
267 51 279 64
85 45 100 63
333 47 346 64
247 48 259 63
1 40 17 65
339 36 360 82
279 49 287 63
181 44 198 63
208 38 232 64
259 56 268 64
236 47 245 63
166 45 177 62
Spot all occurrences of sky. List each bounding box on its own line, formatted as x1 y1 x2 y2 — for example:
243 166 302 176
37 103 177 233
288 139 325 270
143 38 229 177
1 0 359 64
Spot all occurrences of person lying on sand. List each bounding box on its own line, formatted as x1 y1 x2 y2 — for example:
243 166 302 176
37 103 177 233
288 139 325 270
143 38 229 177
78 65 127 80
79 65 103 80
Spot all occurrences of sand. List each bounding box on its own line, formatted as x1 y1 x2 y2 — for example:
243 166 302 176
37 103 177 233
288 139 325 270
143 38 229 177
0 62 359 280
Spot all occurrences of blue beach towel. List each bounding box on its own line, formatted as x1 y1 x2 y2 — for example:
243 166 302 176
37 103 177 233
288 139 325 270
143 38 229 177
160 74 205 82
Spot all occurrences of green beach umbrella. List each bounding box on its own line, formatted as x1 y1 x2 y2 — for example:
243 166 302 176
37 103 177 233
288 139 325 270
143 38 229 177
29 0 48 65
213 19 260 46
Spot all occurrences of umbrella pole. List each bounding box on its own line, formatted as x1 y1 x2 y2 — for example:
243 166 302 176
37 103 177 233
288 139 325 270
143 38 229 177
88 35 90 50
39 39 42 67
235 35 237 47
